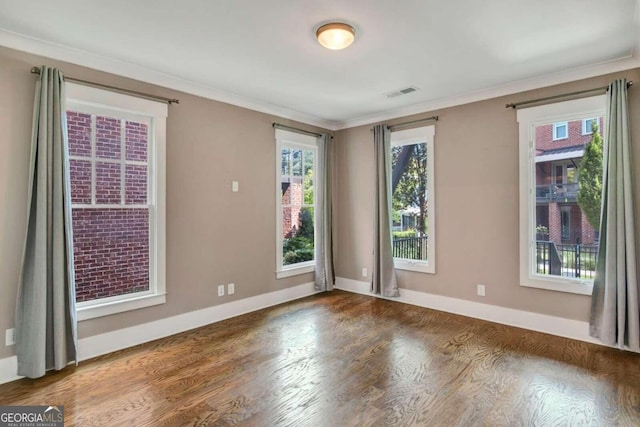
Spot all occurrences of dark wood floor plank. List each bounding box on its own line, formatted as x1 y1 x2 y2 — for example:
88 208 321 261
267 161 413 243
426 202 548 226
1 290 639 426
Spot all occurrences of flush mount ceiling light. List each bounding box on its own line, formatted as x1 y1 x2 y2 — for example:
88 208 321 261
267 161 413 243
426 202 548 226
316 22 356 50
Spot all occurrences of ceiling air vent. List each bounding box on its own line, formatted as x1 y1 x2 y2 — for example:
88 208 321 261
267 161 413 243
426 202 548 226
385 86 419 98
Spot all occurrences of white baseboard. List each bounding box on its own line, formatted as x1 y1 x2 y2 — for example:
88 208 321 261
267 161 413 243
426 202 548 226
335 277 602 346
0 356 19 385
0 282 319 385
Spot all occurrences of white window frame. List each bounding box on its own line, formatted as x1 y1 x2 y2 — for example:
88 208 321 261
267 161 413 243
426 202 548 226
517 95 604 295
66 83 167 320
552 122 568 140
390 125 436 274
582 118 597 135
275 129 319 279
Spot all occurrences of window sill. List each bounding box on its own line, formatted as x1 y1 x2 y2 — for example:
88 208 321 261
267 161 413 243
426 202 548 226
77 293 167 321
276 263 314 279
520 277 593 295
394 259 435 274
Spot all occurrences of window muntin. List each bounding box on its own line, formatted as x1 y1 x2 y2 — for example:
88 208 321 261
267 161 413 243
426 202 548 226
66 83 167 319
552 122 568 140
390 125 436 274
275 129 318 278
518 96 604 295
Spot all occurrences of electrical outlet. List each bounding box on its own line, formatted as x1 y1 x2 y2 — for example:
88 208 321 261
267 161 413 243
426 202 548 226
362 267 368 277
477 284 486 297
232 181 239 192
218 284 225 297
5 328 15 346
228 283 235 295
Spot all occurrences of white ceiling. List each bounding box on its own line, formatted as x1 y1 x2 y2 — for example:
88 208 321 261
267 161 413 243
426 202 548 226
0 0 638 130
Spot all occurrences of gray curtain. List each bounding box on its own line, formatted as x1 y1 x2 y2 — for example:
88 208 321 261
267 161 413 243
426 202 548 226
589 78 639 351
372 124 399 297
315 133 335 291
16 66 78 378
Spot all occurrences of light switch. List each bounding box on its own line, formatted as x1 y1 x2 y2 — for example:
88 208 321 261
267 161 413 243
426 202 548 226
232 181 239 192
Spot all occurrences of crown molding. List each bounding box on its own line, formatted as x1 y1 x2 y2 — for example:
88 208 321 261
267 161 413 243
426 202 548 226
334 54 640 130
0 29 340 130
2 28 639 133
336 0 640 130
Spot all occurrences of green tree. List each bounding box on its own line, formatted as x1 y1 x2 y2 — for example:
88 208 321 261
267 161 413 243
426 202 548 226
392 144 428 235
577 123 603 230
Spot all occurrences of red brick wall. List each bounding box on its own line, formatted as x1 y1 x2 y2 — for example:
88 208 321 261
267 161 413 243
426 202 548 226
67 111 91 156
72 209 149 302
548 203 562 244
67 110 150 302
126 121 148 162
282 180 303 238
544 203 596 245
535 117 604 152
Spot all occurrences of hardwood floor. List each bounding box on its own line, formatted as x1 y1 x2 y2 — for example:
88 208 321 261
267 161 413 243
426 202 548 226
1 290 639 426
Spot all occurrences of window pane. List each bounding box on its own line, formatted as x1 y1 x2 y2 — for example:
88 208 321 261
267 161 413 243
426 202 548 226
558 125 567 139
96 162 121 204
281 181 291 205
304 150 314 177
282 206 314 266
67 111 92 157
281 148 291 176
126 121 148 162
72 208 149 302
534 117 602 280
70 159 91 204
304 176 314 205
287 178 304 207
125 164 147 204
96 116 121 159
282 206 294 238
292 149 303 176
585 119 594 133
391 143 429 261
277 137 317 270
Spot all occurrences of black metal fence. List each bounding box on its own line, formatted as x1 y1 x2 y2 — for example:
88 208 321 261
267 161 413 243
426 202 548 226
393 236 428 261
536 241 598 279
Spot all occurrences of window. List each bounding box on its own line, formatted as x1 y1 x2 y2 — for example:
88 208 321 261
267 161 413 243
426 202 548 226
66 83 167 320
390 125 436 274
518 96 604 295
582 118 597 135
552 122 568 140
275 129 318 278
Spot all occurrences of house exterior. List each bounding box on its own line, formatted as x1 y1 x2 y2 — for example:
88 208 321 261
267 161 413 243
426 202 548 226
534 117 603 245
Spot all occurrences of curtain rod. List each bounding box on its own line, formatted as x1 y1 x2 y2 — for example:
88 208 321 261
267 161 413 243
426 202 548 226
272 123 332 139
370 115 439 132
30 67 179 105
390 116 439 130
505 81 633 109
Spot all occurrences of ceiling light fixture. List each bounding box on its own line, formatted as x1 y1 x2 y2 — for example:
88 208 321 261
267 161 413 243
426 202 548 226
316 22 356 50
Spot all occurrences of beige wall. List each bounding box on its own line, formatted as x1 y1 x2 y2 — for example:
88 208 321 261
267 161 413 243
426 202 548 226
2 43 640 362
0 46 328 359
335 69 640 322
